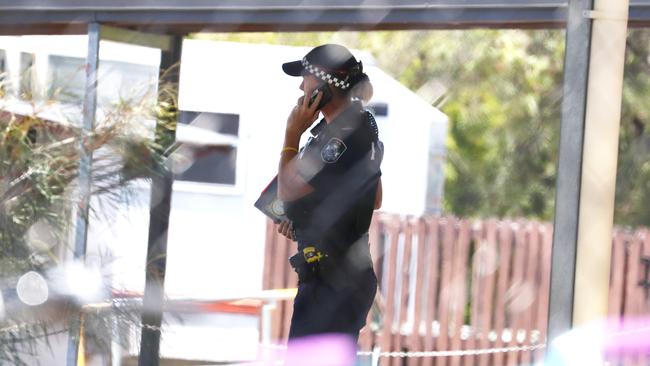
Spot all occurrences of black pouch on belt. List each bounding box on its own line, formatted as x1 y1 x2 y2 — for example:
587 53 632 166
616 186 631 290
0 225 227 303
289 252 315 283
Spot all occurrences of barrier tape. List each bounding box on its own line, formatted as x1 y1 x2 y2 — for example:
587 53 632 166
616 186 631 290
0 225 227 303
258 342 546 358
357 344 546 358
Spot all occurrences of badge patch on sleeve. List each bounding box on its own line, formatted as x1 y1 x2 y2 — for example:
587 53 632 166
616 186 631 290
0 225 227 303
321 137 347 163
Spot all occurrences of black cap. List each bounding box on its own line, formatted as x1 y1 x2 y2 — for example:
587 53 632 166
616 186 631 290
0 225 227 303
282 44 363 90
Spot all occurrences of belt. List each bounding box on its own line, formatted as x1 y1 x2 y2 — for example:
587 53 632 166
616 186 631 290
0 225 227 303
289 246 328 284
289 246 327 272
301 246 327 264
289 239 372 288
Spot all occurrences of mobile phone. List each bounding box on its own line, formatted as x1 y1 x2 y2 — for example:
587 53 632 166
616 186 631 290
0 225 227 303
309 83 332 110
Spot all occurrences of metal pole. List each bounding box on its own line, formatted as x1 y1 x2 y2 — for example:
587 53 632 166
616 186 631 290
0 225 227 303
261 301 276 364
138 34 183 366
66 21 100 366
548 0 630 345
547 0 594 345
573 0 629 326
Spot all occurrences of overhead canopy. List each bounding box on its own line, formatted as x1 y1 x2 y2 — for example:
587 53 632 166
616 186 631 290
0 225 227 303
0 0 649 35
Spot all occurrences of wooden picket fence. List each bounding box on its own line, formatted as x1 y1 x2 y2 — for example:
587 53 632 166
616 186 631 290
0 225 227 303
262 213 650 365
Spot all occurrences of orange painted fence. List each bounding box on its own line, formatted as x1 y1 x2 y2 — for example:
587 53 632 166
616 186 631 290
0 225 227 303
262 213 650 365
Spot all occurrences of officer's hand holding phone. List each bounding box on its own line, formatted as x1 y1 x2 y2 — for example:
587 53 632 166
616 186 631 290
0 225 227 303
309 83 332 110
286 84 328 137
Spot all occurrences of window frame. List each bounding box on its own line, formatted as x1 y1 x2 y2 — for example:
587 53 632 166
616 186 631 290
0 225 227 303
172 110 245 195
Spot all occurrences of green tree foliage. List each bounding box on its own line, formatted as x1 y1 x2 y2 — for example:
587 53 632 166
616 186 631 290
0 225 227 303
198 29 650 226
616 29 650 227
353 30 566 220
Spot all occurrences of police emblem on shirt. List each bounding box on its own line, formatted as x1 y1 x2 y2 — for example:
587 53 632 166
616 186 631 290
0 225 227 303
321 137 347 163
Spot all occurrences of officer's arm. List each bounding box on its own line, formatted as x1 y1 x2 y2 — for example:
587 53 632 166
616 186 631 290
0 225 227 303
278 93 322 201
374 178 382 209
278 149 314 201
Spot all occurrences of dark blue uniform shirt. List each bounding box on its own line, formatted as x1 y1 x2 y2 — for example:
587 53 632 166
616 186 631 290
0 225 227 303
286 101 383 257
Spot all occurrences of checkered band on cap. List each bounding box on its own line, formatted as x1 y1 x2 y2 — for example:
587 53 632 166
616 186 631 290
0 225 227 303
301 57 351 90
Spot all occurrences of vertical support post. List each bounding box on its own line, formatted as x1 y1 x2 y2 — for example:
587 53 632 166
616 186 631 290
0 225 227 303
573 0 629 326
111 314 123 366
137 34 183 366
66 21 100 366
260 300 277 363
548 0 630 345
548 0 594 345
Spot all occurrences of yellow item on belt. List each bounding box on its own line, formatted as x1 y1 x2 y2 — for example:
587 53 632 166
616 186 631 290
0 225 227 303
302 246 326 264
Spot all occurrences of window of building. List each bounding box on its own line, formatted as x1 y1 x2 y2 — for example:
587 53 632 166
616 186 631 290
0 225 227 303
19 52 34 99
47 55 85 104
174 111 239 187
96 59 158 107
367 102 388 117
47 55 158 106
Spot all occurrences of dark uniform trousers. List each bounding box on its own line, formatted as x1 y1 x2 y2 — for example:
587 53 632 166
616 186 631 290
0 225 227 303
288 235 377 342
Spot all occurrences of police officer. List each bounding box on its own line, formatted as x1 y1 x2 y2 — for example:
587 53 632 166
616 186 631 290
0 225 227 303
276 44 384 346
